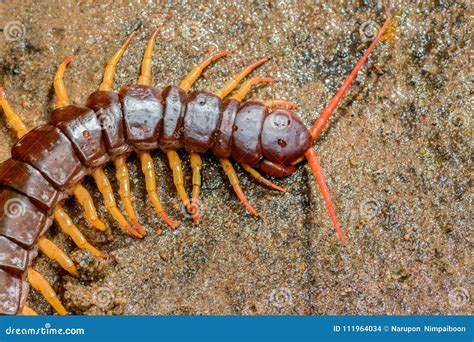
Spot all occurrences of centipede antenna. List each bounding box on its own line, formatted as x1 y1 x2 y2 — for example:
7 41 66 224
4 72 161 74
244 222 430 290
21 306 38 315
214 58 269 98
305 147 346 244
100 31 136 91
54 55 74 108
0 87 29 138
179 50 231 92
138 25 163 86
231 77 275 102
310 7 391 140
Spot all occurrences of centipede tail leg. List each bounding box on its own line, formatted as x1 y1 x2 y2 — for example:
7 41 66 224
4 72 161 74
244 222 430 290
310 7 391 141
21 306 38 315
166 151 191 210
179 50 231 92
114 156 144 235
37 237 79 277
73 184 107 231
305 147 346 244
264 100 298 109
220 158 258 217
100 32 136 91
139 152 179 229
189 152 202 223
239 163 286 192
92 167 143 238
27 267 67 315
53 206 108 259
53 55 74 108
0 87 28 138
215 58 269 98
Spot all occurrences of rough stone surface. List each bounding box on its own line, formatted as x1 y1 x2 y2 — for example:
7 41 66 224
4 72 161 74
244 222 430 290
0 1 471 315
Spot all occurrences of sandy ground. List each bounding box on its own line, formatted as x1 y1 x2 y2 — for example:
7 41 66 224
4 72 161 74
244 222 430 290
0 0 471 315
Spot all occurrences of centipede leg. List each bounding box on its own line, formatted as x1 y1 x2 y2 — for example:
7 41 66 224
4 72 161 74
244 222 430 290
100 32 136 91
37 237 79 277
139 152 179 229
239 163 286 192
190 152 202 223
137 25 162 86
21 306 38 315
305 147 346 244
231 77 275 102
114 155 145 235
220 158 258 217
53 206 107 259
179 50 231 92
27 267 67 315
264 100 298 109
166 150 192 212
0 87 28 138
215 58 269 98
91 166 143 238
73 183 107 231
53 55 74 108
310 6 391 140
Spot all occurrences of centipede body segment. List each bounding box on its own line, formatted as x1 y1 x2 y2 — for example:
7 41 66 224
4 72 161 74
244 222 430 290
0 7 391 315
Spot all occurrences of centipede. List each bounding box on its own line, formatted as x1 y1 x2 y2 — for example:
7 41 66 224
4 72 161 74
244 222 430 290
0 8 391 315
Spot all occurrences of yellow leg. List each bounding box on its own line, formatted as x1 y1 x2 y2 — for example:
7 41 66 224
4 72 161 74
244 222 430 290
264 100 298 109
166 150 191 212
27 267 67 315
137 26 162 86
190 152 202 223
214 58 268 98
37 237 78 277
100 32 136 91
240 163 286 192
114 155 145 235
231 76 275 102
53 55 74 108
73 184 106 231
219 158 258 217
0 87 29 138
91 167 143 238
21 306 38 315
139 152 178 229
179 51 231 92
53 205 107 259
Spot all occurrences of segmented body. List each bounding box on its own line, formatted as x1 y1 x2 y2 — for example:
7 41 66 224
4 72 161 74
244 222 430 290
0 86 310 314
0 7 391 315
